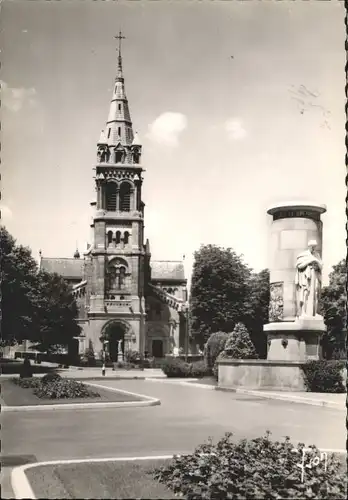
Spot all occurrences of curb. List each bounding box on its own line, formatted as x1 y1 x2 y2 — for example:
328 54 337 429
2 382 160 412
217 387 346 410
145 378 216 390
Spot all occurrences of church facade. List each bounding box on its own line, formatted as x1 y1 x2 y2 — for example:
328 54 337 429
40 42 189 361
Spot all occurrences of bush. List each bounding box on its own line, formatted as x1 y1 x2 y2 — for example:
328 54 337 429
301 360 346 393
204 332 229 370
41 372 61 384
223 322 258 359
153 431 347 499
125 350 141 364
20 358 33 378
161 358 192 378
84 340 96 367
190 360 209 378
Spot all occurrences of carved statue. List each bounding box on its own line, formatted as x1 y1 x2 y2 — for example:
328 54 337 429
295 240 322 317
97 147 103 163
117 339 123 353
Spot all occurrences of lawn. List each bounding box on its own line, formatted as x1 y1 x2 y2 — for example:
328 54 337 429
24 460 175 499
0 379 143 406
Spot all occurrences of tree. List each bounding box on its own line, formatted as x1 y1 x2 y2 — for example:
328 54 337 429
30 270 81 352
320 259 346 359
1 226 38 345
1 226 80 350
243 269 270 358
190 245 251 345
222 322 258 359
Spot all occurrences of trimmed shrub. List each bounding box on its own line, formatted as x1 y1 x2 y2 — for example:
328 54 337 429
204 331 229 370
301 360 346 393
84 340 96 367
223 322 258 359
161 358 191 378
20 358 33 378
190 360 210 378
33 379 100 399
153 431 347 499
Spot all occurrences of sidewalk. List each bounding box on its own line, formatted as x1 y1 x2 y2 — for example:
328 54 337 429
221 387 347 410
55 367 167 380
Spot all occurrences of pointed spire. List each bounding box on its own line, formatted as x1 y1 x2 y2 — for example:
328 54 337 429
132 131 141 146
102 32 134 147
98 129 107 145
145 238 151 255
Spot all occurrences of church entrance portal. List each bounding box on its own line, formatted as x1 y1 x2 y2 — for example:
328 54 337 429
152 339 164 358
103 322 127 362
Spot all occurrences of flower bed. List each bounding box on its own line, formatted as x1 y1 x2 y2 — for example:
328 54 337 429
153 432 346 499
12 374 100 399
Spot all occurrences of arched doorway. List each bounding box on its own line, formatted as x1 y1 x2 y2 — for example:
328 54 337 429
102 321 129 362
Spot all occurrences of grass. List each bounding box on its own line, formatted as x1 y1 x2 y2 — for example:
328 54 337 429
0 379 143 406
24 460 175 499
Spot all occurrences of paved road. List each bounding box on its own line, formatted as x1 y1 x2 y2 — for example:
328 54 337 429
1 380 345 497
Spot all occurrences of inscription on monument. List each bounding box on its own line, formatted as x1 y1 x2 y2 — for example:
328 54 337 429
269 282 284 322
273 210 320 221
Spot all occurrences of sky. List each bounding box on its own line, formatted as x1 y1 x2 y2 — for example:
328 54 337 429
0 0 346 287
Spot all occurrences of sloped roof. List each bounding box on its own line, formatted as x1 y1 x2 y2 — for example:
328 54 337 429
40 258 84 280
151 260 186 282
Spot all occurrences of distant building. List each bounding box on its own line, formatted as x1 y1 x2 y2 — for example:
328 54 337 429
40 39 189 360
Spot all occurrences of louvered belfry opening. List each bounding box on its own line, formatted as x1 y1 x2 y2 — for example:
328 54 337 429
105 183 117 211
120 182 131 212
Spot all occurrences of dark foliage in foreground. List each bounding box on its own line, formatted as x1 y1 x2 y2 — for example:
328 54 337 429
153 432 346 499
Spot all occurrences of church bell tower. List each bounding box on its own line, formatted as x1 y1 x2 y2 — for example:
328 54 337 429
88 33 146 354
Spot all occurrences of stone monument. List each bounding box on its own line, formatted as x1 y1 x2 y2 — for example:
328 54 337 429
117 339 123 362
264 202 327 361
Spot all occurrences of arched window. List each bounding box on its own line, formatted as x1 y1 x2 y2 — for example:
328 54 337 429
107 231 113 245
105 183 117 211
124 231 129 245
116 231 121 245
119 266 126 289
120 183 131 212
133 149 140 164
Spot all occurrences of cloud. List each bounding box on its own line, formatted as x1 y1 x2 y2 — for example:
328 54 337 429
147 112 187 146
225 119 247 140
0 205 13 221
1 80 37 112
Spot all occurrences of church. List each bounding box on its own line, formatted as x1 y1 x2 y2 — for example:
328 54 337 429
39 36 189 361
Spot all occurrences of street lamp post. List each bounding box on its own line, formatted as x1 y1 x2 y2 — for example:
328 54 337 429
182 302 190 363
102 340 109 376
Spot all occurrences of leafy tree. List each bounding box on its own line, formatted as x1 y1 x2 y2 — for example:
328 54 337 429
190 245 251 345
222 322 258 359
1 226 38 345
1 226 80 350
30 270 81 352
243 269 270 358
320 259 346 359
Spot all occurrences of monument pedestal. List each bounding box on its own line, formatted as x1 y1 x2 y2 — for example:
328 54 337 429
264 315 326 361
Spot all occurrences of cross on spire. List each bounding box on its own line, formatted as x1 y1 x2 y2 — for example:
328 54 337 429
114 31 126 55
